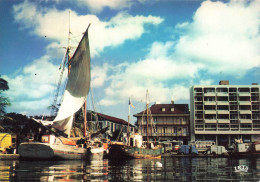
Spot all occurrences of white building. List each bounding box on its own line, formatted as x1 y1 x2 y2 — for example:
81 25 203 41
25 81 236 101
190 80 260 146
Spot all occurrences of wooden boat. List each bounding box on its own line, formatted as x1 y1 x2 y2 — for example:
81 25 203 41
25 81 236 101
18 17 104 160
108 92 164 159
18 135 87 160
109 133 163 159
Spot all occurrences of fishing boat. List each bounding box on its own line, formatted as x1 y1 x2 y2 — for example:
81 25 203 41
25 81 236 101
108 92 164 159
18 17 104 160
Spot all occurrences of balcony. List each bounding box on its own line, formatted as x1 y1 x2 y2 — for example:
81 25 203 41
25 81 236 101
216 92 228 96
217 110 229 114
239 92 251 96
217 101 229 105
218 120 230 124
239 101 251 105
239 119 252 124
204 101 216 105
205 119 217 123
204 92 216 96
204 110 217 114
239 110 252 114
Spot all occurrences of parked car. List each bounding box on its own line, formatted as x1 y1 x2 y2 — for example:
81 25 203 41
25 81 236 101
160 142 172 153
190 140 215 153
204 145 228 156
178 145 198 155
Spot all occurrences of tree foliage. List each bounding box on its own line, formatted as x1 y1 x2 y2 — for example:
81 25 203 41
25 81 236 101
0 77 11 120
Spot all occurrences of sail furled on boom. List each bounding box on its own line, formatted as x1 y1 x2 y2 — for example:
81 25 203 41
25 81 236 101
52 27 91 136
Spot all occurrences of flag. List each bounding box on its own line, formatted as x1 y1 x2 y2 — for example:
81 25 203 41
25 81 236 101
129 98 135 108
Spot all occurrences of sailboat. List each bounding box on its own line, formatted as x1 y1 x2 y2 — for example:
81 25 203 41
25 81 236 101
108 92 164 159
18 20 103 160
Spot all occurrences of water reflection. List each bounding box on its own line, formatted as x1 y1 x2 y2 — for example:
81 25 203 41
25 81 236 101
0 157 260 181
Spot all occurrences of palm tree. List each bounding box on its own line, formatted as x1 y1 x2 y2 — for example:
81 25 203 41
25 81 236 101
0 78 9 90
0 77 11 119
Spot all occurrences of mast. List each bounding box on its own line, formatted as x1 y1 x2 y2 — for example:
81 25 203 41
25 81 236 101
127 98 131 145
67 10 72 74
50 11 72 115
83 100 87 137
146 90 149 147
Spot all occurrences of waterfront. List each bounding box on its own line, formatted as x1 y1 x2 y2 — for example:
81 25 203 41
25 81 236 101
0 157 260 181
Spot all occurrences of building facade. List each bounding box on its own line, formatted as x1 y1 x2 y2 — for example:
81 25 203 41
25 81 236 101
134 103 190 144
190 81 260 146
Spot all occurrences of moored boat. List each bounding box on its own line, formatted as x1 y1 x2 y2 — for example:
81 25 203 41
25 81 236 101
109 133 163 159
18 135 87 160
18 16 96 160
108 92 164 159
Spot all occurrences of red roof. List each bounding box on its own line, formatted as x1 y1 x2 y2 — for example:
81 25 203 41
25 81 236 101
96 112 134 127
134 104 189 115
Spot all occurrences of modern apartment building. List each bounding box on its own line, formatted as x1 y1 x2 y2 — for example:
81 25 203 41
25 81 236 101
134 102 190 144
190 80 260 146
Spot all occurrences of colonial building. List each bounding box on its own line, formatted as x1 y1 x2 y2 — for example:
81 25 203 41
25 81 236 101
134 102 190 144
87 111 135 139
190 80 260 146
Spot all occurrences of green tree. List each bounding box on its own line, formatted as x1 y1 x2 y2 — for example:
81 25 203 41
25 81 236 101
0 77 11 119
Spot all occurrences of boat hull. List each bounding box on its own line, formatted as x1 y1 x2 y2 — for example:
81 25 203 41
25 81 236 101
108 144 163 159
18 142 87 160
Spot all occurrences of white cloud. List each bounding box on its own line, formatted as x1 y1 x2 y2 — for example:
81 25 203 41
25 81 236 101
4 56 59 114
10 1 163 115
76 0 151 13
98 0 260 108
91 63 110 88
78 0 133 13
174 0 260 77
98 39 203 106
13 2 163 58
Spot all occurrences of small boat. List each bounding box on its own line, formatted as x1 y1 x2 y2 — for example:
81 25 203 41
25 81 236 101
108 133 163 159
108 93 164 159
18 17 99 160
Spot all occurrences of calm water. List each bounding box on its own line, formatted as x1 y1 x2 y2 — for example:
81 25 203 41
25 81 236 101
0 157 260 181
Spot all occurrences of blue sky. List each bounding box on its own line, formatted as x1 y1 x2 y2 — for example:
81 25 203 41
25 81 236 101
1 0 260 124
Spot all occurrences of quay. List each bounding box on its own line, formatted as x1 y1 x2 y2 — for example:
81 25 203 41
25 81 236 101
162 152 227 158
0 154 20 160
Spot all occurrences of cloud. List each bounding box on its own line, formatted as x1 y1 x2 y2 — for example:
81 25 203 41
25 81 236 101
91 63 110 88
98 41 200 106
76 0 150 13
98 0 260 107
3 56 59 115
13 1 163 58
78 0 133 13
9 1 163 115
174 0 260 77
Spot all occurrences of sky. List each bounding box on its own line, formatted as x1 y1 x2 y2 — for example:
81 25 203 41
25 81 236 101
1 0 260 124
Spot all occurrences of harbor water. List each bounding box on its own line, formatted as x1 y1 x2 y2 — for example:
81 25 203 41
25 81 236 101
0 157 260 181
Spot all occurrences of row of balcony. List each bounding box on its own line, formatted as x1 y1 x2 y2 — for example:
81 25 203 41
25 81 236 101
139 122 188 125
141 132 189 137
201 119 254 124
195 101 258 105
201 92 255 96
194 88 259 94
195 128 260 131
202 110 256 114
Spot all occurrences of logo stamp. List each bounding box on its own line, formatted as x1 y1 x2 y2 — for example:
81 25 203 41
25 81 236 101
234 165 248 173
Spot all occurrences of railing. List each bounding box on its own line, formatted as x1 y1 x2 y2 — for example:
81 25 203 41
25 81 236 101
141 132 189 137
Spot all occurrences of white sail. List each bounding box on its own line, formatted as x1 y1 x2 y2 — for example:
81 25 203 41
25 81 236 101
52 27 91 136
